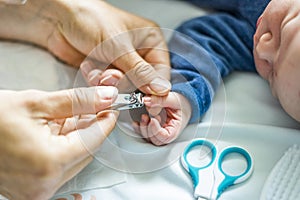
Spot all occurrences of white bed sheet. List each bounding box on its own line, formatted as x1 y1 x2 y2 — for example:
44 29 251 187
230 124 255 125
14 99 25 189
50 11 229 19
0 0 300 200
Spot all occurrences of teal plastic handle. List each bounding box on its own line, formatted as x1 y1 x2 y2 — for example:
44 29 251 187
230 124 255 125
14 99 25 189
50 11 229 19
181 138 253 198
217 146 253 197
181 139 217 187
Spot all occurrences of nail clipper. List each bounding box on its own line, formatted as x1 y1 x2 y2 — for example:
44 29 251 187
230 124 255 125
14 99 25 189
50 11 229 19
109 92 144 111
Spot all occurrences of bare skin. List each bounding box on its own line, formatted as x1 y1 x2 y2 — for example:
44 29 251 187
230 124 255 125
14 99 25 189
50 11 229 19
253 0 300 121
0 0 171 95
0 86 119 200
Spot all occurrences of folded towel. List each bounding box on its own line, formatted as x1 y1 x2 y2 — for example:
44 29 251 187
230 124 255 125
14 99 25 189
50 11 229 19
260 145 300 200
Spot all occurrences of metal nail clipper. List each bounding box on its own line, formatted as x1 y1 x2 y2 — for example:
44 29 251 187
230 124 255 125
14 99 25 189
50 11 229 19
109 92 144 111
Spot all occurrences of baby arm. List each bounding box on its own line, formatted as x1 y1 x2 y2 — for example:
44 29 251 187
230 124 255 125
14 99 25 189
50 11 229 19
134 12 256 145
134 92 192 146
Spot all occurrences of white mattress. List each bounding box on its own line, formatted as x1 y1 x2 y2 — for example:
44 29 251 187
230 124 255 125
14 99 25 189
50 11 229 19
0 0 299 199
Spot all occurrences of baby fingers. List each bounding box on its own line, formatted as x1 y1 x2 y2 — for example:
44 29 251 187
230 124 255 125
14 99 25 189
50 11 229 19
138 117 177 146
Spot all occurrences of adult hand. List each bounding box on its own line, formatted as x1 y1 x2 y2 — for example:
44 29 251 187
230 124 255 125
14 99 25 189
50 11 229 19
0 86 119 200
0 0 171 95
134 92 192 146
58 0 171 95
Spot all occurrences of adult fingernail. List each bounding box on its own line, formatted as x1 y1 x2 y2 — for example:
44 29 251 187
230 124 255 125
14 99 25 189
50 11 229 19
88 69 103 86
99 75 120 86
150 78 171 94
97 86 118 100
80 61 93 77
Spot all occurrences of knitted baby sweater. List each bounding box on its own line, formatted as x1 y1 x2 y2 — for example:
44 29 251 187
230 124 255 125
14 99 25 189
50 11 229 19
170 0 270 123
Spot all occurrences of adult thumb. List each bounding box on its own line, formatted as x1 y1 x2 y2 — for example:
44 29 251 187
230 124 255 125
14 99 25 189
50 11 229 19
115 51 171 96
22 86 118 119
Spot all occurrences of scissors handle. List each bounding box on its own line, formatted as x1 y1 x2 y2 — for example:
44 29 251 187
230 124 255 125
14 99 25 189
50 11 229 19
218 146 253 183
181 139 254 200
213 146 253 199
181 139 217 187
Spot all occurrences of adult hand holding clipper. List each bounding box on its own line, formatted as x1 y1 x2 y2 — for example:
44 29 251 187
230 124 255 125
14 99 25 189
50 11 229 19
0 86 119 200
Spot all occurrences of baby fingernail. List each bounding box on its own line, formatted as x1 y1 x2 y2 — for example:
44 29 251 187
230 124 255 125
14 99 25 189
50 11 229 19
150 78 171 94
97 86 118 100
143 96 151 102
143 96 151 106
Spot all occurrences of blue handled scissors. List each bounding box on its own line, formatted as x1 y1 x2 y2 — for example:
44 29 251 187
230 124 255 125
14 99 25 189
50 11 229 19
181 138 253 200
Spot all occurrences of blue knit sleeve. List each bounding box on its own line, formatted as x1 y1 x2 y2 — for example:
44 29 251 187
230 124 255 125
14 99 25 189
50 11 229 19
186 0 240 12
169 13 256 123
186 0 270 28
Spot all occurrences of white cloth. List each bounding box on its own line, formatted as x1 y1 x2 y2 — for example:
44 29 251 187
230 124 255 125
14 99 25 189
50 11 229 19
260 145 300 200
53 159 126 198
51 124 300 200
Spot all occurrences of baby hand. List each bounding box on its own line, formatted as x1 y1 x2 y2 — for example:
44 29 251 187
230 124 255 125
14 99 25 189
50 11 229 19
133 92 192 146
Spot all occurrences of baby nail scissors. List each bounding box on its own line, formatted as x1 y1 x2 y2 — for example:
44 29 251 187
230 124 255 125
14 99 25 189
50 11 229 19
181 138 253 200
